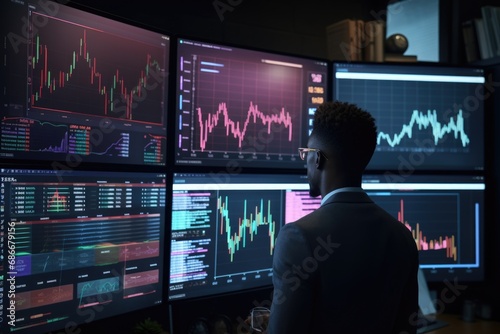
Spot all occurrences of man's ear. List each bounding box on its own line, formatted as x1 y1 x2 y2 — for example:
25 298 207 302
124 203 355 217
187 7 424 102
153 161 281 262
315 151 322 169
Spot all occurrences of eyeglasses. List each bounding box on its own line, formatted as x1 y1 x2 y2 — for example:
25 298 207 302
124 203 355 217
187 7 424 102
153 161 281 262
250 307 270 332
298 147 328 160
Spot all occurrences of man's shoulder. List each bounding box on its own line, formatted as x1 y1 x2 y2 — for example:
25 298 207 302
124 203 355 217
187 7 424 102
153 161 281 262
289 205 327 227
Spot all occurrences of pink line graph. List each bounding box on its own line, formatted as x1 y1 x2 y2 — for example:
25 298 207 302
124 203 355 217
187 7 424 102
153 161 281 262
197 101 293 151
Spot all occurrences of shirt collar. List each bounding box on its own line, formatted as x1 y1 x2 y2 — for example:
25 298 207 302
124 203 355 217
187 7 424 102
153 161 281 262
321 187 364 206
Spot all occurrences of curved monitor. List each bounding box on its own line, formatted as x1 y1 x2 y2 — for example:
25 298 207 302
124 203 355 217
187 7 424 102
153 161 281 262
0 167 166 334
1 0 170 167
332 62 485 172
173 37 329 170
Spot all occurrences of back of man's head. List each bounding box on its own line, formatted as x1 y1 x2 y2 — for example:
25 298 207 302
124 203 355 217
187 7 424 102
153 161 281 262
312 100 377 174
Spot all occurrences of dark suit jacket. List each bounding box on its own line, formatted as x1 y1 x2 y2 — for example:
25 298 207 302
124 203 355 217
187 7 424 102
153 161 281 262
269 191 419 334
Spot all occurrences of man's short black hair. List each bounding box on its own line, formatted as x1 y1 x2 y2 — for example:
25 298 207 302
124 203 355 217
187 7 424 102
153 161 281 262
312 100 377 173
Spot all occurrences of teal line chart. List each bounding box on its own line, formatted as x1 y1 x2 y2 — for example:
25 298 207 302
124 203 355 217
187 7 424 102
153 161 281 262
376 108 470 148
77 277 120 307
334 74 484 154
214 189 283 277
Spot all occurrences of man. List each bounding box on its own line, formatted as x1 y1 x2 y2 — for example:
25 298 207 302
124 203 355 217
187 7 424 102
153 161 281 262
268 101 419 334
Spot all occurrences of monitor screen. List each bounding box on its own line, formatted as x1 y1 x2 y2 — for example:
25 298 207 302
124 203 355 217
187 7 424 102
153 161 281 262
363 173 485 282
1 0 170 167
168 172 320 301
332 62 485 172
0 168 166 334
174 38 329 170
168 172 484 303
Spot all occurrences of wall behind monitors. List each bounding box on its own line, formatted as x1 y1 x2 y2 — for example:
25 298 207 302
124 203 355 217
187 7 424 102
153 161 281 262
0 168 166 333
332 62 486 172
174 38 329 169
1 0 170 166
168 172 484 305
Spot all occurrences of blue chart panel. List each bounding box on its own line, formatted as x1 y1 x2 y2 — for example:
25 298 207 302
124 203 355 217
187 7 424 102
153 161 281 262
332 63 485 171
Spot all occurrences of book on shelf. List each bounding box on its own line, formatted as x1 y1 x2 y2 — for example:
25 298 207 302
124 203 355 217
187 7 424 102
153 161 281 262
474 17 492 60
462 20 480 63
364 20 386 62
326 19 364 61
465 6 500 62
481 6 500 58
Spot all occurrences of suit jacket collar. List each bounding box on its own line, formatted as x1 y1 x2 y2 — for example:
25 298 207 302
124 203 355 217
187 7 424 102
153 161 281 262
321 186 364 205
321 190 373 206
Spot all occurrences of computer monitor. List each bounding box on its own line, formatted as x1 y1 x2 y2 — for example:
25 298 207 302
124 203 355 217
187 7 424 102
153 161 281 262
332 62 486 172
363 173 485 282
173 37 329 170
168 172 484 306
168 172 320 302
0 167 166 334
1 0 170 167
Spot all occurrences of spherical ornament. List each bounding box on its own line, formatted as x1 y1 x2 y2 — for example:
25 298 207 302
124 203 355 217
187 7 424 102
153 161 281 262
385 33 409 54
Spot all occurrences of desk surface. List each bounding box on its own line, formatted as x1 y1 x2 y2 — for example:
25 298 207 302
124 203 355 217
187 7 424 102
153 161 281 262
428 313 500 334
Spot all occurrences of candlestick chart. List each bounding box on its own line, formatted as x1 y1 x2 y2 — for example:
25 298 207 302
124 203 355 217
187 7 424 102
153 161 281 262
1 7 169 166
368 192 477 267
397 198 458 263
215 190 282 278
29 12 165 123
